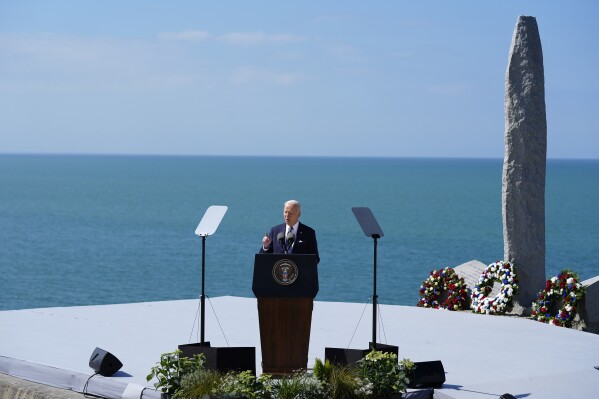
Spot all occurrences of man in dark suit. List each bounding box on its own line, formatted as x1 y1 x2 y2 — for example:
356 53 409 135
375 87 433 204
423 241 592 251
260 200 319 264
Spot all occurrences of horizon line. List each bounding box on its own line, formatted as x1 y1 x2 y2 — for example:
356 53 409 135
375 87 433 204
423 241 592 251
1 151 598 162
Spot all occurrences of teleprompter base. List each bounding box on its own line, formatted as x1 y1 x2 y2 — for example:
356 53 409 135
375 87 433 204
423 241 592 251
178 342 256 375
324 342 399 366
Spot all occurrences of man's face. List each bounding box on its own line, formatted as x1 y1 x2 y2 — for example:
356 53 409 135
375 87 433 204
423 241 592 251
284 203 301 226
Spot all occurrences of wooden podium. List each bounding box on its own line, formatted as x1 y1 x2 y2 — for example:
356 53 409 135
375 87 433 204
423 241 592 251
252 254 319 375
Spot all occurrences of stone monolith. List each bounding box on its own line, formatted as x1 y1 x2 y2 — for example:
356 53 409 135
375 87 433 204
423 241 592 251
503 16 547 313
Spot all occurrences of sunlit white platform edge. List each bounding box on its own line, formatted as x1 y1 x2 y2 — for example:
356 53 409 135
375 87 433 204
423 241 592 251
1 296 598 399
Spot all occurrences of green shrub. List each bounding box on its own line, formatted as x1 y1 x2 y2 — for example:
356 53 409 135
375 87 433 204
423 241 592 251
221 370 273 399
146 350 206 395
270 372 327 399
174 368 226 399
313 358 366 399
357 351 410 398
151 351 415 399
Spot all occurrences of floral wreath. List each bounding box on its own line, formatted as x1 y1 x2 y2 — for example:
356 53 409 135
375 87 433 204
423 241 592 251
531 269 585 327
470 260 518 315
417 267 469 310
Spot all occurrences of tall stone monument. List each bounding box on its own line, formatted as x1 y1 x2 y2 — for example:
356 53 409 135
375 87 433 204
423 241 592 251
503 16 547 313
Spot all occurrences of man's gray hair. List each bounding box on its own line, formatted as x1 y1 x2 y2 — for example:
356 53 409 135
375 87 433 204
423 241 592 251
285 200 301 211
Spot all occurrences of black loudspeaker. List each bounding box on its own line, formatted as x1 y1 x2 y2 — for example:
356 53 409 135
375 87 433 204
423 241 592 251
89 347 123 376
408 360 445 389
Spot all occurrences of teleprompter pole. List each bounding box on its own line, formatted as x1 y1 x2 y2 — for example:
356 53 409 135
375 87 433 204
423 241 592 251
200 234 206 343
372 234 380 350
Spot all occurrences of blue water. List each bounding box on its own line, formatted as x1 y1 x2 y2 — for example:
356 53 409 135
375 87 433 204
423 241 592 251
1 155 597 311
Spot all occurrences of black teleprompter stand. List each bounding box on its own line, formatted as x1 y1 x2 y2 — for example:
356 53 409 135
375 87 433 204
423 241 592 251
325 207 398 366
178 205 256 374
326 208 446 389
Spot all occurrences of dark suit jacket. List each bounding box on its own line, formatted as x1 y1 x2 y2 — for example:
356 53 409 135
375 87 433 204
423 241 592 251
259 222 320 264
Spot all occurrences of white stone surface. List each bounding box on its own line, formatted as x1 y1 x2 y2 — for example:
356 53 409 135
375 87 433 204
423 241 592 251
453 260 487 296
1 296 599 399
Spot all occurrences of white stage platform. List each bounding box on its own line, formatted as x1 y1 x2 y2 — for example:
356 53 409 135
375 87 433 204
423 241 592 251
1 296 598 399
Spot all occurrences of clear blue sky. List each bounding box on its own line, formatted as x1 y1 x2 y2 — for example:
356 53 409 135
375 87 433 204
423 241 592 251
1 1 597 158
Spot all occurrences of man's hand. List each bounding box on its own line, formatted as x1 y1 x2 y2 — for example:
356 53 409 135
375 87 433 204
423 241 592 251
262 233 272 249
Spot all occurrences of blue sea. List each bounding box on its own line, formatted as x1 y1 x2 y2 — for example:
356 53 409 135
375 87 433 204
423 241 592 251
1 154 598 311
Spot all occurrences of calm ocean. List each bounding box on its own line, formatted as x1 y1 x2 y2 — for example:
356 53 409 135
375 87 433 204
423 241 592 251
1 154 597 311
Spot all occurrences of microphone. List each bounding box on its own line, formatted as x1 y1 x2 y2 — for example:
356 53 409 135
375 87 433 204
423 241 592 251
277 232 285 247
286 233 295 248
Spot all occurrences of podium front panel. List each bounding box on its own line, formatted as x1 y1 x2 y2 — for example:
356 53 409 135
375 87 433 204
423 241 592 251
252 254 319 298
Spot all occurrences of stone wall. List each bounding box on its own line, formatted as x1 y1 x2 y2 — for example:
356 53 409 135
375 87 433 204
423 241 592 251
0 373 84 399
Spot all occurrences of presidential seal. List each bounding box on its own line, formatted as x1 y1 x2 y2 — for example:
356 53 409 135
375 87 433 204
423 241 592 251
272 258 298 285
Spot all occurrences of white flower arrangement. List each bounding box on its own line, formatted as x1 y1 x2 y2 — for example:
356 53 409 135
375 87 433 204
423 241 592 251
470 260 519 315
